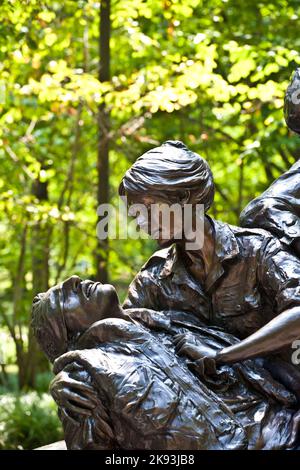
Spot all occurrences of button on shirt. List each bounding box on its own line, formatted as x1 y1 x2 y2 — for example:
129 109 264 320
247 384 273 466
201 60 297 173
123 217 300 340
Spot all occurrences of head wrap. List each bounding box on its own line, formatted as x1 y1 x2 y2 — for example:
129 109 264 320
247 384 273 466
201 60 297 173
31 285 68 362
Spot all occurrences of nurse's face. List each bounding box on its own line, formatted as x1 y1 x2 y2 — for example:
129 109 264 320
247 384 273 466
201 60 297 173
127 195 185 248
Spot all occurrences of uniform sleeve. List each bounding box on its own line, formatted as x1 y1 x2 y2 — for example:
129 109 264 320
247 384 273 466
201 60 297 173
122 264 162 310
258 237 300 314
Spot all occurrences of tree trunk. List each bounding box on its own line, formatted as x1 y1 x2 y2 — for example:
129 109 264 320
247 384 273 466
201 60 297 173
96 0 110 283
25 177 50 388
12 225 28 389
237 158 244 222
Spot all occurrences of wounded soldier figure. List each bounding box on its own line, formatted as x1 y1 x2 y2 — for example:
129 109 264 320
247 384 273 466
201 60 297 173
32 276 300 450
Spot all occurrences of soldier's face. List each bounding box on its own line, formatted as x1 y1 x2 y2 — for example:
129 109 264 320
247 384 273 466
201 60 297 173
60 276 120 332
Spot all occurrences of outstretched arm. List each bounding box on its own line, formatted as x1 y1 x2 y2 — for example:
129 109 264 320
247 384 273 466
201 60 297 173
216 306 300 364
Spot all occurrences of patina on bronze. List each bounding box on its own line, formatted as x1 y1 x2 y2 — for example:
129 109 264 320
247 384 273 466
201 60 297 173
32 70 300 450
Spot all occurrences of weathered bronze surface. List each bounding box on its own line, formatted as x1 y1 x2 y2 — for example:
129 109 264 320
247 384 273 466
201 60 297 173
31 70 300 450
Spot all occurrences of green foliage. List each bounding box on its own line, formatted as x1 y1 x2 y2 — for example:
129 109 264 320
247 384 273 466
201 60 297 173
1 0 300 303
0 367 18 395
0 392 62 449
35 370 54 393
0 328 16 365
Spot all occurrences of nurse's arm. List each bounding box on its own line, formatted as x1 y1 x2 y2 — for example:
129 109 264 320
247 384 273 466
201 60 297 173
216 306 300 364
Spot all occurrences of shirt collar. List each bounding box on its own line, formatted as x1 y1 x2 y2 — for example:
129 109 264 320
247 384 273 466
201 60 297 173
205 217 240 291
158 217 240 292
158 243 204 296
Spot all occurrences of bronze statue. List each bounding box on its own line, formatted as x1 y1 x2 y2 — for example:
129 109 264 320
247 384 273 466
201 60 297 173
31 69 300 450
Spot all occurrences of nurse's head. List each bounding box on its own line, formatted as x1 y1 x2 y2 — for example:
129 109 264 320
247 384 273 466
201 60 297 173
119 140 214 247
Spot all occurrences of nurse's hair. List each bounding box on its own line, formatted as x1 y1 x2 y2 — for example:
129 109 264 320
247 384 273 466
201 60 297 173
119 140 215 211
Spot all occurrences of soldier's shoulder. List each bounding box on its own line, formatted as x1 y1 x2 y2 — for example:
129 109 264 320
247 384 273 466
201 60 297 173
228 222 282 253
212 217 276 249
140 246 171 272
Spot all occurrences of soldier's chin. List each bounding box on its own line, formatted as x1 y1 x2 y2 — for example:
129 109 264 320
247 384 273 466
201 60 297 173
93 283 119 305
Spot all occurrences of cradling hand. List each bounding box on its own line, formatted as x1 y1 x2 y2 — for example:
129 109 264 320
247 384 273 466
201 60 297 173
50 362 98 424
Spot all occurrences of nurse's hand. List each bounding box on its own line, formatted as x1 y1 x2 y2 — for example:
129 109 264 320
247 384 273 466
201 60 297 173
173 332 218 377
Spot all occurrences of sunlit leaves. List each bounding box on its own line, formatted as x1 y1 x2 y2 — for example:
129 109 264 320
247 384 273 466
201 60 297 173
37 11 56 23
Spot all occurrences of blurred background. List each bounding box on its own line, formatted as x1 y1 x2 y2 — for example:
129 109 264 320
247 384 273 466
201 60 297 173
1 0 300 449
